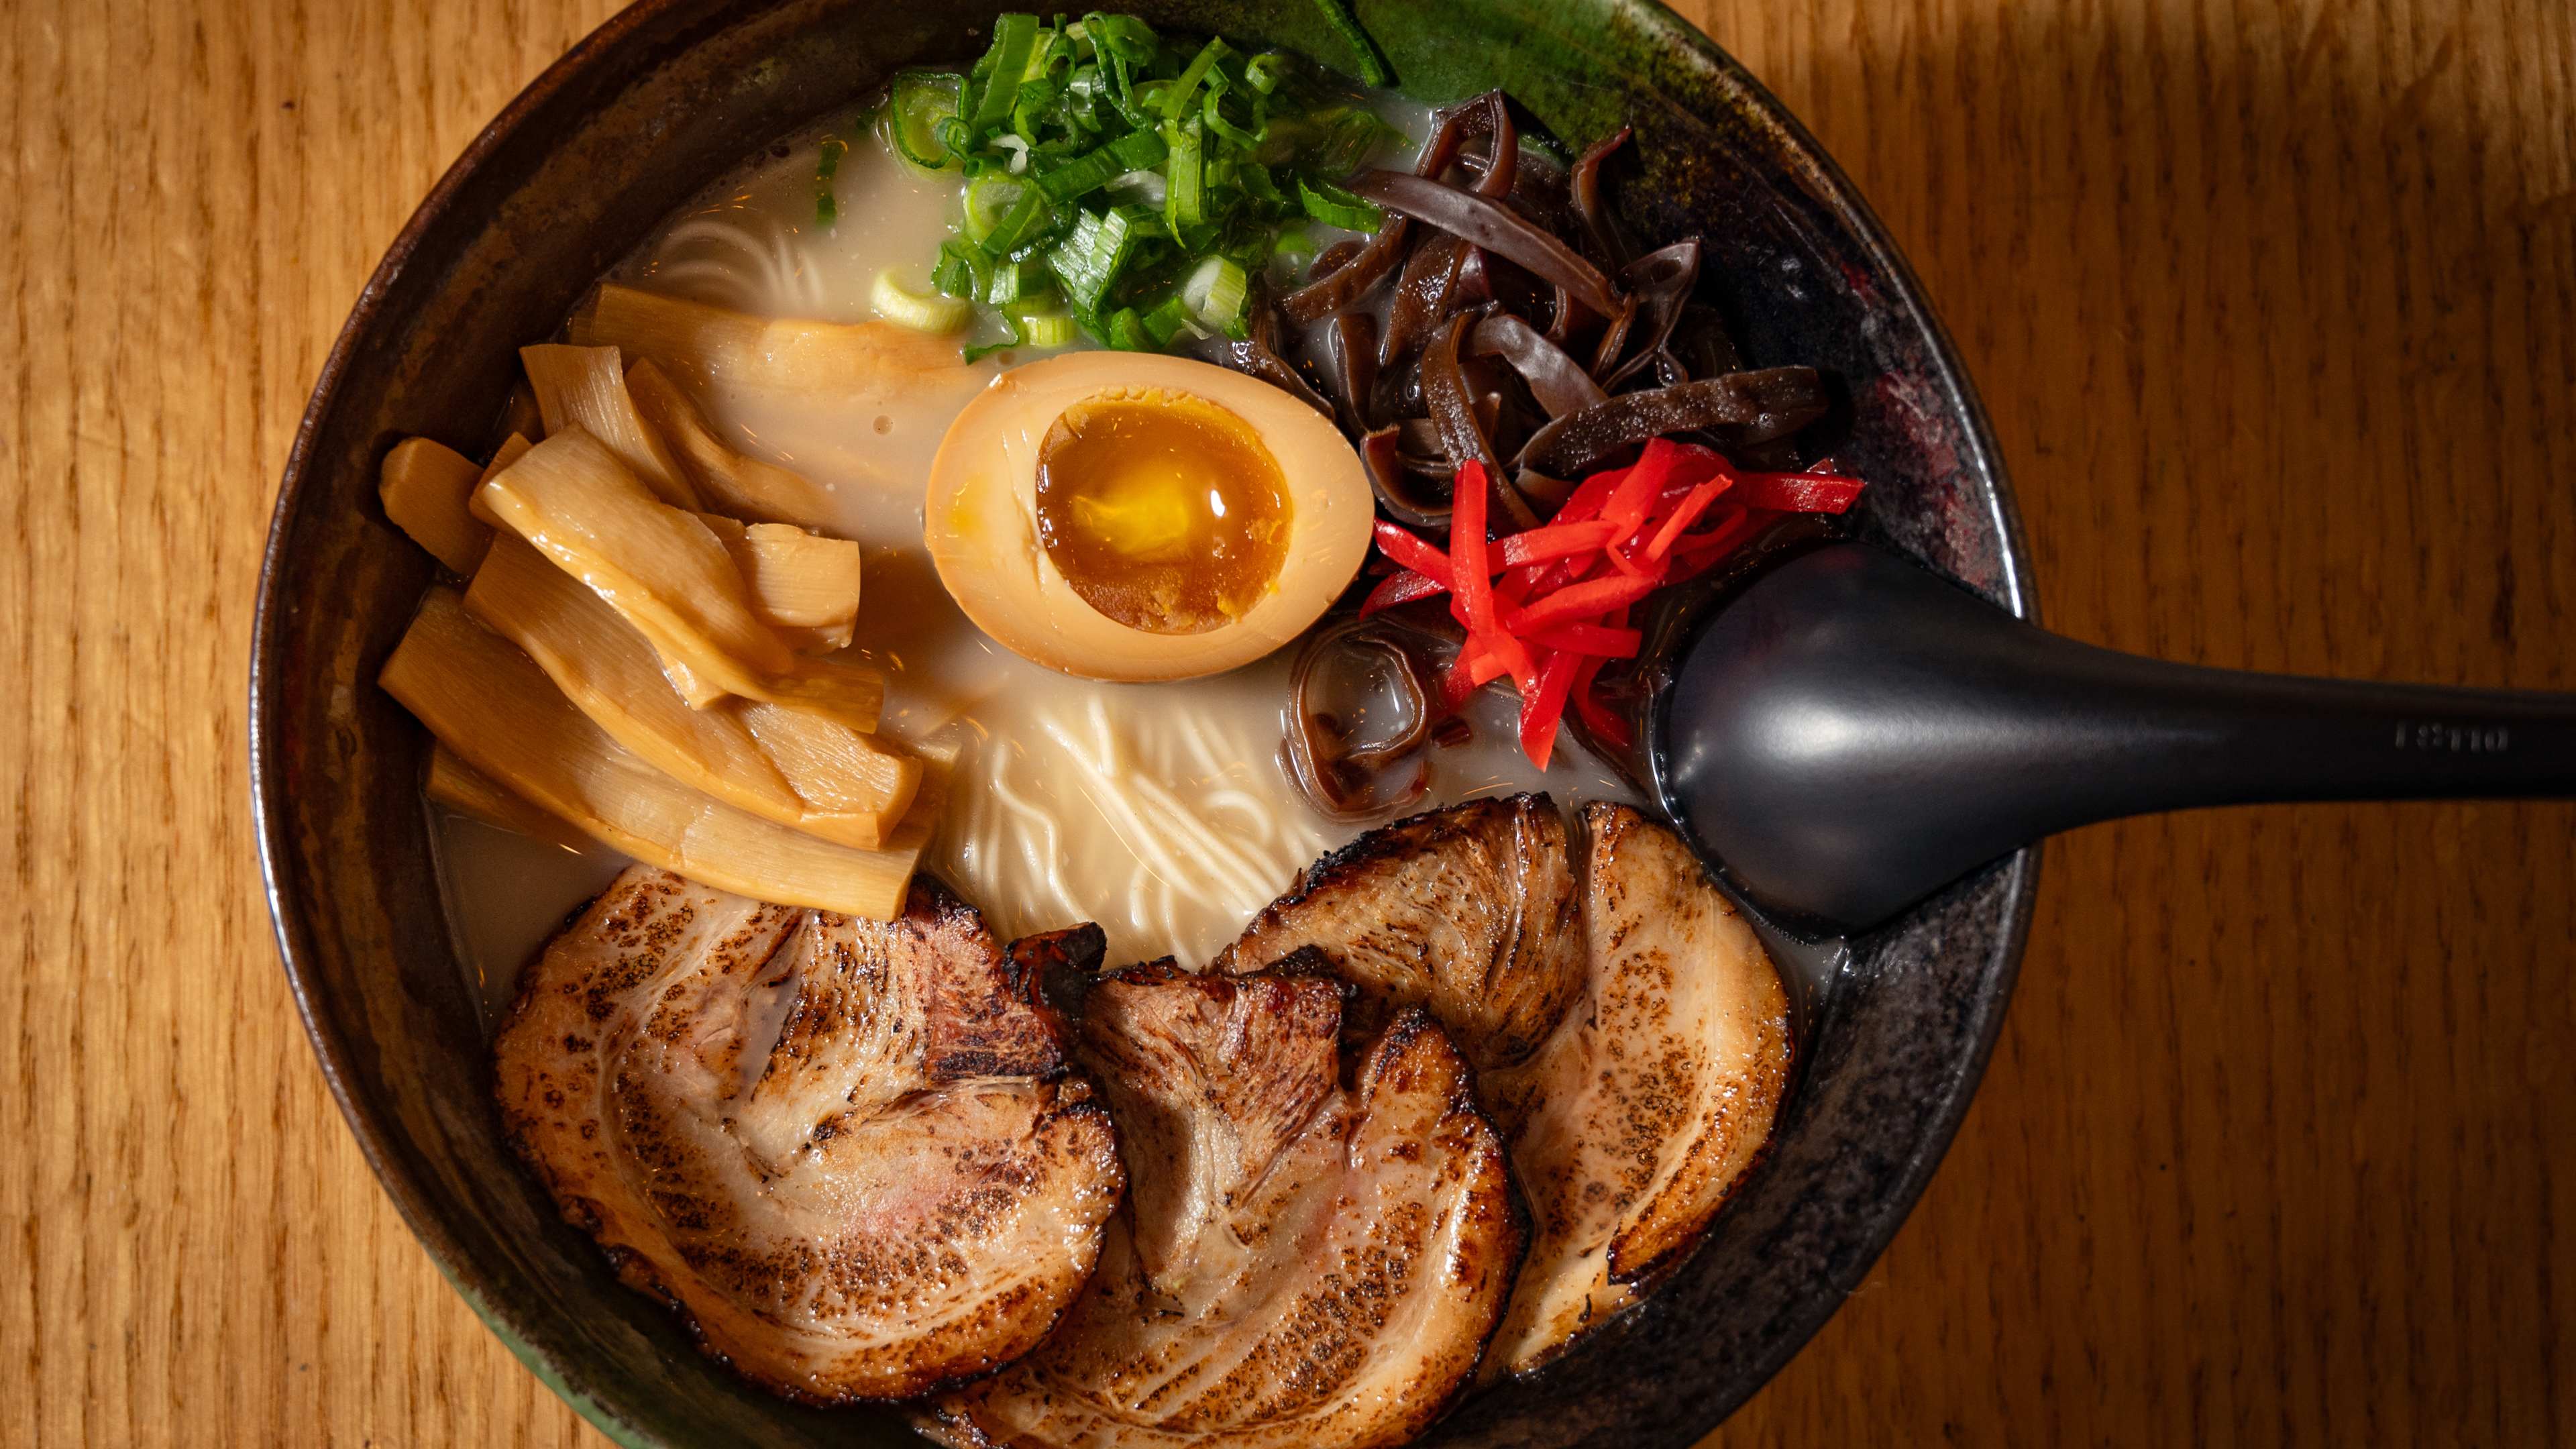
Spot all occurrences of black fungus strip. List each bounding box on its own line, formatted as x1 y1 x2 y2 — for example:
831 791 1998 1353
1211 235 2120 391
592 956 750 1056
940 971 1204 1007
1472 313 1608 418
1345 170 1621 317
1569 125 1633 266
1361 425 1453 526
1283 616 1439 824
1586 296 1636 378
1423 315 1540 529
1381 233 1469 366
1472 92 1517 200
1514 368 1830 477
1309 238 1365 280
1322 311 1381 439
1218 323 1336 419
1278 99 1485 326
1600 240 1702 388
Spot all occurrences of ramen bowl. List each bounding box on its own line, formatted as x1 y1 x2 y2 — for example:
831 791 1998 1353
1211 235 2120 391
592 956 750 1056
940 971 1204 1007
250 1 2035 1442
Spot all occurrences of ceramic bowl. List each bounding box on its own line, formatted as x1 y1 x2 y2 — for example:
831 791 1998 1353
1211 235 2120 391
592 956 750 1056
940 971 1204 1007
252 1 2036 1442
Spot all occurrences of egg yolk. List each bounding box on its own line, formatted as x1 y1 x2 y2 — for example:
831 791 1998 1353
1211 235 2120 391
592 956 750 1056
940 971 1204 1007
1034 388 1292 635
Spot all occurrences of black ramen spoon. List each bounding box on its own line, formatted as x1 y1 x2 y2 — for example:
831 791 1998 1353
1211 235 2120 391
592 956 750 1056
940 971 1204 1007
1651 542 2576 932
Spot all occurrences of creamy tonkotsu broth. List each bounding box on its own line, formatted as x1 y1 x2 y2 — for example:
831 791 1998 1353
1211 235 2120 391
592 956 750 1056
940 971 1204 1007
430 97 1648 1022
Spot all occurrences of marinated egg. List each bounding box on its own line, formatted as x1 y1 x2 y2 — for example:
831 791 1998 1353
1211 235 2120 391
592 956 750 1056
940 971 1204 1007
926 352 1372 681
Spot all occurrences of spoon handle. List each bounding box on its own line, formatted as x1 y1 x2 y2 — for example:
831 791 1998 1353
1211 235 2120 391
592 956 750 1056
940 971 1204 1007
1658 544 2576 928
1958 637 2576 814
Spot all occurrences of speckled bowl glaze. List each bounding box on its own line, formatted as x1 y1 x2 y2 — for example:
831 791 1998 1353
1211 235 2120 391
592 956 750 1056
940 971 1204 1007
251 1 2036 1444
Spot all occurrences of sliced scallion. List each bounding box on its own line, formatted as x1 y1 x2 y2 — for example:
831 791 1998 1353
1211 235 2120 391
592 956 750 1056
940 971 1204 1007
1203 86 1263 153
1141 294 1205 346
1297 176 1385 231
985 254 1054 307
1018 310 1079 348
1181 254 1248 329
1163 116 1205 231
1161 37 1231 120
873 269 974 333
931 239 994 299
1106 307 1152 351
903 11 1401 350
963 175 1028 244
814 137 847 227
885 72 963 172
965 13 1042 132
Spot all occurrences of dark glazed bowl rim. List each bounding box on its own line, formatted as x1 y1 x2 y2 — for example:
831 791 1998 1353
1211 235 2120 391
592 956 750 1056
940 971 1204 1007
251 1 2037 1443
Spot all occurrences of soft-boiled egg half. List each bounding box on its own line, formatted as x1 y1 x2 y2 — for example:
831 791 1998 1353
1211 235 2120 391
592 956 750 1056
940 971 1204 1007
926 352 1374 681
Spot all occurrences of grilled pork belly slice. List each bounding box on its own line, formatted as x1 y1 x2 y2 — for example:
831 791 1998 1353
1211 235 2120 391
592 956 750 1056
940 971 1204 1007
930 965 1522 1449
1209 794 1582 1070
1479 802 1790 1377
493 866 1123 1403
1217 796 1791 1379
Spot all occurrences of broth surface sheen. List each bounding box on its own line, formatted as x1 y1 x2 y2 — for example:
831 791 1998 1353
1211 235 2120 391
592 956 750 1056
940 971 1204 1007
433 97 1656 1029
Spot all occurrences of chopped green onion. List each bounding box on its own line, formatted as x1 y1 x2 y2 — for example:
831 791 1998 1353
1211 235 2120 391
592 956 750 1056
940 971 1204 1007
1203 85 1263 153
1140 294 1204 346
1309 107 1401 174
1046 205 1153 313
1012 74 1064 140
932 115 979 165
1181 254 1248 328
1081 11 1159 65
1163 116 1205 231
815 136 847 227
1238 159 1287 211
1297 176 1385 231
931 238 994 299
885 72 963 172
904 12 1403 352
1161 37 1230 120
1106 307 1152 350
965 14 1042 132
986 254 1054 307
963 314 1025 364
1038 126 1169 203
989 193 1055 255
1018 311 1080 348
1307 0 1393 87
963 174 1032 244
873 269 975 333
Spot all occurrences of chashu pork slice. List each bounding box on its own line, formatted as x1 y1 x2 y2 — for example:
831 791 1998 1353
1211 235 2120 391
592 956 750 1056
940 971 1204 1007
1209 794 1582 1071
930 964 1522 1449
494 865 1124 1403
1478 802 1790 1377
1216 796 1792 1379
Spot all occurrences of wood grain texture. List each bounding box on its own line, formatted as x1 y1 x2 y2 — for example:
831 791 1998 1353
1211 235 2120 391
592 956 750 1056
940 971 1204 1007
1 0 2567 1444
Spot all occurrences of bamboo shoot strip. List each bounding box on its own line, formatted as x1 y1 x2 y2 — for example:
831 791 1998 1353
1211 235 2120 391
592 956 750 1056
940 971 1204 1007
519 343 702 508
692 514 862 630
625 358 837 528
468 536 918 848
477 427 892 733
378 437 491 574
474 427 796 677
425 743 592 854
381 589 925 919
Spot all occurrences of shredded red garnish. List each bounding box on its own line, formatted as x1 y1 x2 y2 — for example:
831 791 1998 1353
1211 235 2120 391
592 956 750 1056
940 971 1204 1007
1497 518 1620 569
1645 477 1731 559
1360 568 1448 616
1371 519 1455 586
1364 449 1864 767
1517 651 1582 769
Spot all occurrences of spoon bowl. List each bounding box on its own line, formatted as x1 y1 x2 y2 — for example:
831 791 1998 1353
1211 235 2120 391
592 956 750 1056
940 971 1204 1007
1654 542 2576 930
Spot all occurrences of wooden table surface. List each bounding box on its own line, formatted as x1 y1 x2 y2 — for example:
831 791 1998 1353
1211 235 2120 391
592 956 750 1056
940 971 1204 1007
5 0 2570 1443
